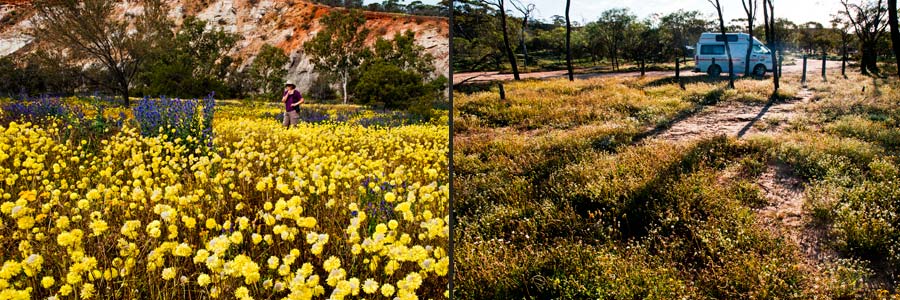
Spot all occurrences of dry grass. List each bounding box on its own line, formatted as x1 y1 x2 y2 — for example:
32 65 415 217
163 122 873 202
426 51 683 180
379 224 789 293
454 72 900 299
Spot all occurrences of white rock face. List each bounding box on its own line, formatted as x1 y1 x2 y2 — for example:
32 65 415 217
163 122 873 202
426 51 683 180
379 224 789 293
0 4 34 57
197 0 238 33
0 36 31 57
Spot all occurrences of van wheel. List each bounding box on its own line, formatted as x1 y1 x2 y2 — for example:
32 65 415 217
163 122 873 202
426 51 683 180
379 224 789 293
707 65 722 77
752 64 767 78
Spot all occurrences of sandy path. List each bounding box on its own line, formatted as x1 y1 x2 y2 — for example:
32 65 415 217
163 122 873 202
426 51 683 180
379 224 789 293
755 162 836 266
651 89 811 142
647 87 837 272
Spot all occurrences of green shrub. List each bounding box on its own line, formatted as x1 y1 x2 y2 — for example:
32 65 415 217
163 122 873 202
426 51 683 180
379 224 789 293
353 62 446 113
307 75 338 101
832 180 900 263
775 133 881 182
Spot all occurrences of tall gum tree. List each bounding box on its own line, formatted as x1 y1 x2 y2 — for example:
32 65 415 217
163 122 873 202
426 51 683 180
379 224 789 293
304 9 370 104
480 0 521 80
32 0 170 105
840 0 888 76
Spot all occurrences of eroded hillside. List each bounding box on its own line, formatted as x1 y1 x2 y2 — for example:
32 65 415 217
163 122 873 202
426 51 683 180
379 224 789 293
0 0 448 92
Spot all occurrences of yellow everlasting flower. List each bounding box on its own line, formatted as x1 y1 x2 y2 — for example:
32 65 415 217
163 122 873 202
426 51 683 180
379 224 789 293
381 283 395 297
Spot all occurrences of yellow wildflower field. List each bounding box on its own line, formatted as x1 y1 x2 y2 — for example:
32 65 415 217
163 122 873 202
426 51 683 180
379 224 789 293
0 103 449 300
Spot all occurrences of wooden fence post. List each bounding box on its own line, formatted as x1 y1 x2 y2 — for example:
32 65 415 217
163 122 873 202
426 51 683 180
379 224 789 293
801 55 807 86
821 53 827 82
498 83 506 101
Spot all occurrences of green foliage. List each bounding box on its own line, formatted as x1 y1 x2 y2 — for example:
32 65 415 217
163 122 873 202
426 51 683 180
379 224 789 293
138 17 238 99
352 30 446 116
0 54 80 97
451 0 521 71
304 9 370 103
306 74 338 102
371 30 438 76
832 180 900 262
353 63 424 107
247 44 289 100
451 3 851 74
314 0 448 16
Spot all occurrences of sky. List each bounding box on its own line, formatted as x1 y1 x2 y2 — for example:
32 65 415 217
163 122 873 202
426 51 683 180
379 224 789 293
520 0 844 28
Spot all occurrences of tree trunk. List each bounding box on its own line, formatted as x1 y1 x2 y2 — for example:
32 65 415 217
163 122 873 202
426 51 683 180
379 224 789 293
745 28 754 77
122 89 130 107
743 0 755 77
640 56 646 76
842 38 848 77
342 74 349 104
889 0 900 78
498 1 520 80
714 0 735 88
521 16 530 72
566 0 574 81
861 41 880 75
764 0 778 91
675 52 681 81
614 43 620 71
116 73 130 106
675 32 683 89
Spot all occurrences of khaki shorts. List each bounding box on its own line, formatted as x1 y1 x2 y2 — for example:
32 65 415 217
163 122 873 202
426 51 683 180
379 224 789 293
283 110 300 127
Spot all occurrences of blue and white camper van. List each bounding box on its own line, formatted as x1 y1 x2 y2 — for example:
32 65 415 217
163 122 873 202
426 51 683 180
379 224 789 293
694 32 773 77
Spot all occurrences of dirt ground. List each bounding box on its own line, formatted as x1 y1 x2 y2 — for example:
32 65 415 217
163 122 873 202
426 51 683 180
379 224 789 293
651 89 811 141
645 86 841 278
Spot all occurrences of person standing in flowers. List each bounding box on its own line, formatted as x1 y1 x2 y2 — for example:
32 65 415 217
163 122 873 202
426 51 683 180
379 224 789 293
282 82 304 128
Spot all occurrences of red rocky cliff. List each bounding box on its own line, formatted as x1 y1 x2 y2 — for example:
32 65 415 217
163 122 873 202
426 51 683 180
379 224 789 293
0 0 448 93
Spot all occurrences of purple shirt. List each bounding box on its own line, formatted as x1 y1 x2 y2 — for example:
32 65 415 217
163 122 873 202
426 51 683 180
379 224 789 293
284 90 302 111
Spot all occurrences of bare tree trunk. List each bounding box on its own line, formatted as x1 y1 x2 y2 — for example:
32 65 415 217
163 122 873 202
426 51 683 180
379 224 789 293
111 64 133 106
763 0 778 91
675 52 681 80
889 0 900 78
521 18 529 72
614 43 620 71
342 73 349 104
566 0 574 81
711 0 735 88
675 31 683 89
122 88 130 107
743 0 756 77
640 56 646 76
498 0 520 80
842 33 848 77
512 0 535 73
862 41 880 75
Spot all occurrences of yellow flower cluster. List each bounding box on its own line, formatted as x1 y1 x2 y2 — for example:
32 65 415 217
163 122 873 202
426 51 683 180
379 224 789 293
0 106 448 299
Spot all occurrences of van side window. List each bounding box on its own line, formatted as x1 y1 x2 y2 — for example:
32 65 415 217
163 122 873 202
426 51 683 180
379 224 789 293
700 45 726 55
753 45 770 54
715 34 738 42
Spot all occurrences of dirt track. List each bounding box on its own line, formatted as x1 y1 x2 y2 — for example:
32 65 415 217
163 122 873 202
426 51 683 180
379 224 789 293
647 87 838 277
455 58 843 84
651 89 812 141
